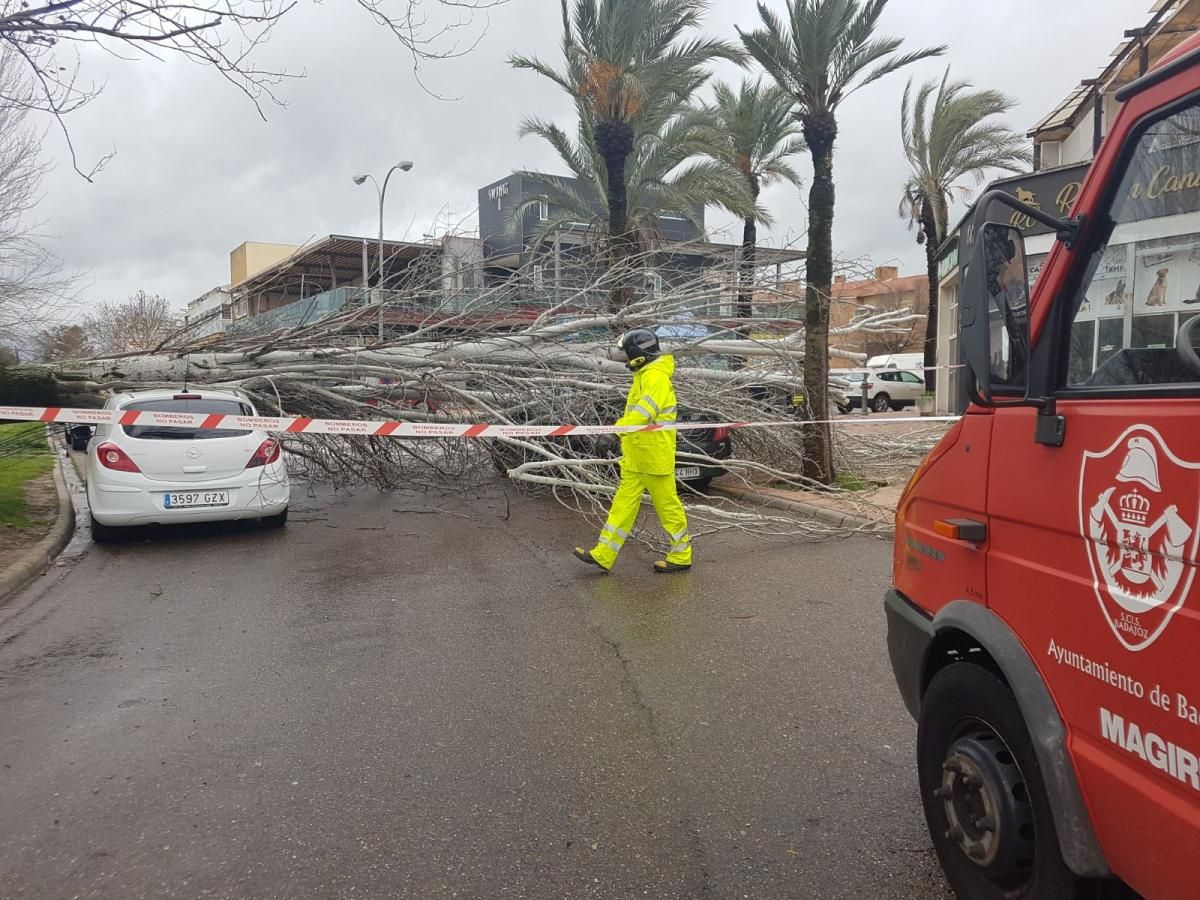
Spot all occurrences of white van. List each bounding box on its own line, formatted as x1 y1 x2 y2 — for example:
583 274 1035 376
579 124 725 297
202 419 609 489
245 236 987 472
865 352 924 371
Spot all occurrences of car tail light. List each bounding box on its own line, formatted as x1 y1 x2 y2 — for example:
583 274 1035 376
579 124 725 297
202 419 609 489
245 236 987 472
96 442 140 473
246 438 282 468
173 393 202 400
711 426 730 442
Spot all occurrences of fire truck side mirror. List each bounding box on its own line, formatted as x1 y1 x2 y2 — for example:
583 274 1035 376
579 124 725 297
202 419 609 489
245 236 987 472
961 222 1030 404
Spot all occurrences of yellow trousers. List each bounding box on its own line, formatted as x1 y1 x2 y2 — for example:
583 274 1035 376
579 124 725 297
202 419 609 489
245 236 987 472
590 468 692 570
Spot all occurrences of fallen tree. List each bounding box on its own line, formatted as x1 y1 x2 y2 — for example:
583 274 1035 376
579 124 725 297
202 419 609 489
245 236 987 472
28 243 944 544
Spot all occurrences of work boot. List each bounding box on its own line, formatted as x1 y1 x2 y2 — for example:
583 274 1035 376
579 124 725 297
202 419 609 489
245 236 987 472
573 547 608 571
653 560 691 574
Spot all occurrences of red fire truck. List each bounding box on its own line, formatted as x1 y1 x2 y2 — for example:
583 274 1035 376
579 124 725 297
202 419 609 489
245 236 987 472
886 35 1200 900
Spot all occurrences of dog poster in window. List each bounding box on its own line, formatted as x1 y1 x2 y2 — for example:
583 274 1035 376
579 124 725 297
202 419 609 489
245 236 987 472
1134 232 1200 311
1080 243 1130 319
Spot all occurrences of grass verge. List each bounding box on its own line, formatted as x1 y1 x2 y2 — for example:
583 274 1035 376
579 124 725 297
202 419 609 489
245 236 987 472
834 471 876 492
0 423 54 529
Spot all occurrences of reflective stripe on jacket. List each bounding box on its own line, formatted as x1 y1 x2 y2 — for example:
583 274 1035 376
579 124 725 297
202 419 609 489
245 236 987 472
617 354 678 475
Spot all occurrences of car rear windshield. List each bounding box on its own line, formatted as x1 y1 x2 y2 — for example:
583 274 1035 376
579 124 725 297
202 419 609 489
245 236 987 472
121 398 253 440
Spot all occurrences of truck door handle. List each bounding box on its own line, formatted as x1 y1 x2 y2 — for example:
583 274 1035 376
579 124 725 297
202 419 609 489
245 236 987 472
934 519 987 543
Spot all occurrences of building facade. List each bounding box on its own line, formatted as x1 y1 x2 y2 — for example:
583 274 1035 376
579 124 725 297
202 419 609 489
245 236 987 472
476 171 802 313
1028 0 1200 171
829 267 929 369
183 286 233 340
202 172 804 338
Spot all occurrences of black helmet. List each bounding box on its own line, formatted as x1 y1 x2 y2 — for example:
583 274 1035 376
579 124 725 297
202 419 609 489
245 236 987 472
617 328 660 371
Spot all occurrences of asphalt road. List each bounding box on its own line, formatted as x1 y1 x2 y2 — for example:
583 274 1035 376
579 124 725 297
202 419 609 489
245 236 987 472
0 484 951 900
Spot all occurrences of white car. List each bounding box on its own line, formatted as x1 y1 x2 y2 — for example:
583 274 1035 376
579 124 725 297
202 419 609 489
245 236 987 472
836 368 927 413
86 389 289 542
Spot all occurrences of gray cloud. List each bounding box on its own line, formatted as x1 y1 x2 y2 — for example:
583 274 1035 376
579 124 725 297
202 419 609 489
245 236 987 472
33 0 1139 312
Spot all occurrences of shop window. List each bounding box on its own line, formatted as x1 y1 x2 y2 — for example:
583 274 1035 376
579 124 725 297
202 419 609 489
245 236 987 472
1062 96 1200 388
1068 320 1095 385
1096 318 1124 372
1131 313 1176 349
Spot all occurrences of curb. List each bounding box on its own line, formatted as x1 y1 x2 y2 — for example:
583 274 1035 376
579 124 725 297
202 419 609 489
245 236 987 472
709 482 893 534
0 437 77 606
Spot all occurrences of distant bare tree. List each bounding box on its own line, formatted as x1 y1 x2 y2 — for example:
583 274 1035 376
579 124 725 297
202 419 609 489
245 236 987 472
0 0 511 177
34 324 91 361
0 49 74 349
84 291 176 355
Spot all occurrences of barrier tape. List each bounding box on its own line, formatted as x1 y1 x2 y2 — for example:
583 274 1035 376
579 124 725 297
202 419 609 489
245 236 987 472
2 405 961 438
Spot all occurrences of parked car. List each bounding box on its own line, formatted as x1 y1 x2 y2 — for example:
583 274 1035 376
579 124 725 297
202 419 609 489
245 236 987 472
62 424 93 452
661 407 732 490
489 405 733 491
836 368 925 413
85 389 290 542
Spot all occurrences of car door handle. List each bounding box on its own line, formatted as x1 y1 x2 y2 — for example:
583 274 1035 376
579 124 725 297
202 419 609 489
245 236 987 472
182 465 208 474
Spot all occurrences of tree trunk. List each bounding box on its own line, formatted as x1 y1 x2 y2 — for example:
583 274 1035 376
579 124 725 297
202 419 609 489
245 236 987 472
738 177 760 321
732 189 759 372
595 121 636 311
800 112 837 484
739 216 757 319
920 199 940 392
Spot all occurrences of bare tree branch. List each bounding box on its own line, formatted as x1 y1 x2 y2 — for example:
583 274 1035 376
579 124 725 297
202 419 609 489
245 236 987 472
0 48 78 353
0 0 512 172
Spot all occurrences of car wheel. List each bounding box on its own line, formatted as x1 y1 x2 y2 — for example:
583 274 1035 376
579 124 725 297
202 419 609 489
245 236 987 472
871 393 892 413
71 436 89 452
90 515 122 544
918 664 1097 900
837 404 851 415
262 508 288 528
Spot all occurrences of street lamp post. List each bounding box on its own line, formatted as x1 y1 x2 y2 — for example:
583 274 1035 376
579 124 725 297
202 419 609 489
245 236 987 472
353 160 413 341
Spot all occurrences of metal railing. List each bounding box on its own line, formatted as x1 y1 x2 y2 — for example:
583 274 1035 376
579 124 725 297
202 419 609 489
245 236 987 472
227 280 789 335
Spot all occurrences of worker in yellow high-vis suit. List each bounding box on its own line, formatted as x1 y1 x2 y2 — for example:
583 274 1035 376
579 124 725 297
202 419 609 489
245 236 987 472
574 328 692 574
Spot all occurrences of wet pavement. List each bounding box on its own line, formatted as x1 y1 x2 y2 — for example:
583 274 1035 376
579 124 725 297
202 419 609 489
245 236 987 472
0 483 951 899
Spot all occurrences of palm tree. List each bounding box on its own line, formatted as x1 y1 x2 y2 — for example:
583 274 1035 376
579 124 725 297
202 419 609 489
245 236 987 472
513 108 759 280
510 0 745 308
692 78 805 320
738 0 945 484
899 68 1031 388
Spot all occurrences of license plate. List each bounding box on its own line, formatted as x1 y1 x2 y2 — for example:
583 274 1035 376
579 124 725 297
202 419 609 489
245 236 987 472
164 491 229 509
675 467 702 479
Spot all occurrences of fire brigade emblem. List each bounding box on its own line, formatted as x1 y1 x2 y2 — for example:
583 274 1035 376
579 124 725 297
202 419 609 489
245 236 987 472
1079 425 1200 652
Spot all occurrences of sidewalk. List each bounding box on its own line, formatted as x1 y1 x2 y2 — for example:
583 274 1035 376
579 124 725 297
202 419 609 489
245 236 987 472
711 479 902 533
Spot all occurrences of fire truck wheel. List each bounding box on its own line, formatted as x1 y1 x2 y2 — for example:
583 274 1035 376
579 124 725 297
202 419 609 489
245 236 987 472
918 664 1096 900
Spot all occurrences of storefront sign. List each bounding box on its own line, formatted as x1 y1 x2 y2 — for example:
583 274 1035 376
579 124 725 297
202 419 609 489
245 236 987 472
988 139 1200 239
992 163 1090 237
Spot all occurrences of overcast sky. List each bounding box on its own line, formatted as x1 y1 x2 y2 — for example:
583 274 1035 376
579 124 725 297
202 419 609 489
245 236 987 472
31 0 1142 314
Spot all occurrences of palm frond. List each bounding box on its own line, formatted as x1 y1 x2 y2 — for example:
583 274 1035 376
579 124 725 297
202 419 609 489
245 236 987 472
899 65 1031 240
742 0 946 115
687 75 805 211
